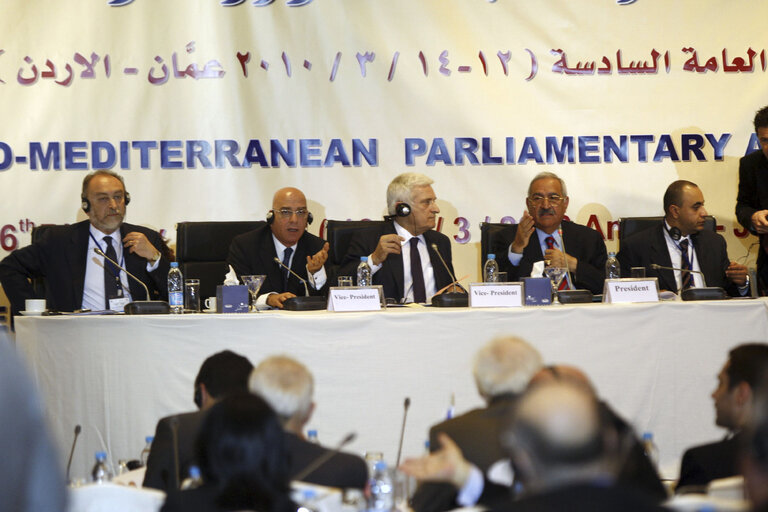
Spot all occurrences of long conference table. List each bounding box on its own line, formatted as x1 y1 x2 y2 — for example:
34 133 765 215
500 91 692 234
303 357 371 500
13 298 768 481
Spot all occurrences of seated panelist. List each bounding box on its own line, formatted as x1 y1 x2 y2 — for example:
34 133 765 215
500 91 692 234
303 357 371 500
617 180 748 296
227 187 330 309
339 172 462 303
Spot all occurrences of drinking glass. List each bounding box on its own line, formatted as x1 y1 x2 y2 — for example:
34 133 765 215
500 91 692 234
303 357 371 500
543 266 566 305
241 275 266 312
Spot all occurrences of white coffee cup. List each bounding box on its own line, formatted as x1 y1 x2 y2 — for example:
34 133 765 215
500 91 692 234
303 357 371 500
25 299 46 312
204 297 217 311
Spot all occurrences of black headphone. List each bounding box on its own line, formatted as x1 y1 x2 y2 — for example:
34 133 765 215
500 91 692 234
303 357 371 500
395 202 411 217
266 209 313 225
81 191 131 213
665 224 682 241
193 387 202 409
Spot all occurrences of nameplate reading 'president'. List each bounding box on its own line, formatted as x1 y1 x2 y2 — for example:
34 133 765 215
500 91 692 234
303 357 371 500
603 278 660 304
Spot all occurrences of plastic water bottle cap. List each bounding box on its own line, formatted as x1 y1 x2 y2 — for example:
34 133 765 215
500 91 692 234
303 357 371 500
95 451 107 461
374 460 388 471
360 256 367 262
308 429 317 437
303 489 318 500
145 436 154 443
487 254 496 260
171 261 179 268
189 466 201 478
642 432 653 441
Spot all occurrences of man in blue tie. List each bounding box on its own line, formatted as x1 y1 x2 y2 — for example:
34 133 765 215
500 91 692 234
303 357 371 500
227 187 330 309
0 170 169 316
496 172 608 294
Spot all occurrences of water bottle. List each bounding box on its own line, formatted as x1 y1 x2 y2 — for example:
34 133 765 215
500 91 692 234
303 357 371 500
181 465 204 490
140 435 154 466
168 262 183 314
605 252 620 279
367 460 394 512
641 432 659 468
91 451 111 483
357 257 372 286
483 254 499 282
307 429 319 444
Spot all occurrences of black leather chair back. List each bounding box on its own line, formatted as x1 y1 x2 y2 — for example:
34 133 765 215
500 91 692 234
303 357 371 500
176 221 265 299
325 220 388 267
619 216 717 244
479 222 516 275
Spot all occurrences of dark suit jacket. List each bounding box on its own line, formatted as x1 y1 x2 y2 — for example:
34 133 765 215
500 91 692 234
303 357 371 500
676 432 743 492
226 226 329 297
338 222 456 302
493 220 608 294
617 223 741 296
285 432 368 489
490 482 669 512
161 483 296 512
0 220 169 316
144 410 207 492
736 149 768 292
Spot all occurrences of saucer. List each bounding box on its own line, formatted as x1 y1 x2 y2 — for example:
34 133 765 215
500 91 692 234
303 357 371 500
20 310 45 316
203 308 217 314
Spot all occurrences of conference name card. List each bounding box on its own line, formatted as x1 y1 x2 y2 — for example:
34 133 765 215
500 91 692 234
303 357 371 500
327 286 384 312
603 278 659 304
469 282 524 308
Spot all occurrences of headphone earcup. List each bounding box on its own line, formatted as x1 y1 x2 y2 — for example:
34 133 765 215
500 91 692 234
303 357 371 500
124 191 131 206
669 226 681 241
396 203 411 217
307 212 313 225
81 197 90 213
266 210 274 225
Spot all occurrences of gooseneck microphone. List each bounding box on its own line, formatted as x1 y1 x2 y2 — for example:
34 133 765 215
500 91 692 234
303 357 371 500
557 227 574 290
395 397 411 468
649 263 708 288
273 257 310 297
293 432 356 482
66 424 82 484
430 244 460 293
93 248 170 314
429 243 468 307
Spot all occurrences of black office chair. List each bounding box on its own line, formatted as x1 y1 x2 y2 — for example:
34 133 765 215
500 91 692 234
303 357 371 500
479 222 516 276
619 216 717 245
325 219 388 267
176 221 265 299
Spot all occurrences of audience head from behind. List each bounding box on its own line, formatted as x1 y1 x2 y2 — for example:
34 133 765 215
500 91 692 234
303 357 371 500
193 350 254 410
742 361 768 510
162 393 295 512
249 355 314 435
386 172 439 237
502 381 618 496
713 343 768 431
473 335 543 403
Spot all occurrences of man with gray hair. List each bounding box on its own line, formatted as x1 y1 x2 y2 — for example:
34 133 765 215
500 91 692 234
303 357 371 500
339 172 460 303
494 171 607 294
249 355 367 489
411 336 543 512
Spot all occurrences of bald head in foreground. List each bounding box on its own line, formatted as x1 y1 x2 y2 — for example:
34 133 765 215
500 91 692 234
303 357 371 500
227 187 330 309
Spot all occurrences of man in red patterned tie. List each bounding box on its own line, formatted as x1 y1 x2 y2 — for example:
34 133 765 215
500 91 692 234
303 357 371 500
496 172 608 294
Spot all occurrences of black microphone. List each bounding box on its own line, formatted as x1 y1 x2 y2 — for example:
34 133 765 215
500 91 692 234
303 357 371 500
429 244 468 307
395 397 410 468
650 263 708 288
273 257 310 297
93 248 170 314
66 424 82 484
170 416 180 490
293 432 356 483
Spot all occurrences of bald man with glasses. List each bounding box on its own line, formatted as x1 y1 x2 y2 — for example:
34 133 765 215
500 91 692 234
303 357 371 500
494 172 608 294
227 187 330 309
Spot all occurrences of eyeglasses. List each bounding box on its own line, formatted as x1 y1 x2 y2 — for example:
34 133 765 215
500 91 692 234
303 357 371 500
528 194 565 205
275 208 309 218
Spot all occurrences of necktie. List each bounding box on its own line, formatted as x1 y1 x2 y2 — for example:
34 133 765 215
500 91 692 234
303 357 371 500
679 239 694 290
544 236 569 290
410 238 427 303
282 247 293 289
103 236 122 309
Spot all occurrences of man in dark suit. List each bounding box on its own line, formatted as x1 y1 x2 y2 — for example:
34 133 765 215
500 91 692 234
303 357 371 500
339 172 461 303
0 170 169 317
227 187 330 309
618 180 749 296
411 336 543 512
736 105 768 295
143 350 254 492
249 355 368 489
677 343 768 493
494 172 607 294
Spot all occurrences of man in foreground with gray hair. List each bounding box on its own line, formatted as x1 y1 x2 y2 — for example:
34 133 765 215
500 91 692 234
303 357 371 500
410 336 543 512
249 355 368 489
339 172 461 303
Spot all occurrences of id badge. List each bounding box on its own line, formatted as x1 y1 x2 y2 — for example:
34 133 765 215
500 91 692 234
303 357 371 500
109 297 130 312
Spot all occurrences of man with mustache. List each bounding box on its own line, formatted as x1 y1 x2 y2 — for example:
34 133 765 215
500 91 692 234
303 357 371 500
339 172 460 303
495 172 608 294
0 170 169 316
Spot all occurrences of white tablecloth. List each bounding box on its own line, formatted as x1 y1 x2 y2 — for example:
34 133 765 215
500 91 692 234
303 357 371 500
14 299 768 480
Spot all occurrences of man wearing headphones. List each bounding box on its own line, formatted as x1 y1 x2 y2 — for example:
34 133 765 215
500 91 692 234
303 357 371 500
339 172 460 303
617 180 748 296
227 187 330 309
0 170 169 316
